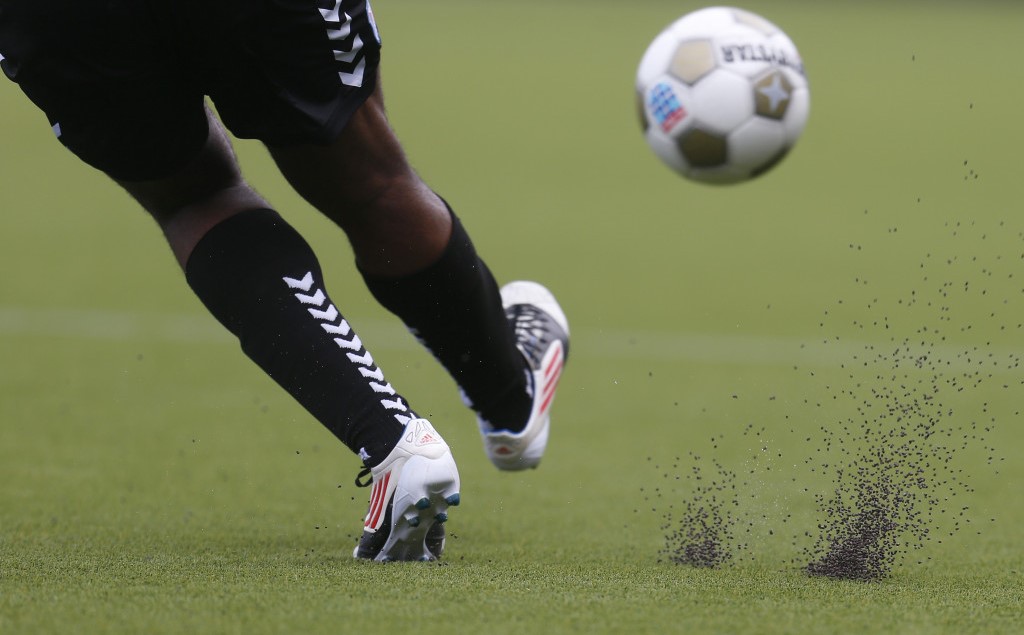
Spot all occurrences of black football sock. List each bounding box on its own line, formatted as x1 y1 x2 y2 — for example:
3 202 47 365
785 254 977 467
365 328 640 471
184 209 409 466
360 207 532 432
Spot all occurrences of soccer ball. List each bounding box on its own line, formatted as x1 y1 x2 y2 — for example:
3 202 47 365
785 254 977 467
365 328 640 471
636 6 810 184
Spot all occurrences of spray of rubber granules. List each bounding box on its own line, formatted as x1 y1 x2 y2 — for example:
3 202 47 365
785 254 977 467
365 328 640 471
654 219 1012 580
649 451 738 568
648 425 784 570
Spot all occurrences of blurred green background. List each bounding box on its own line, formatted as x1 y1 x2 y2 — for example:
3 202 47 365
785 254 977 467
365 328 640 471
1 1 1022 633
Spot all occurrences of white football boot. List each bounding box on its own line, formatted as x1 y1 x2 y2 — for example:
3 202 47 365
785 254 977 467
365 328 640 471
352 418 461 561
479 281 569 471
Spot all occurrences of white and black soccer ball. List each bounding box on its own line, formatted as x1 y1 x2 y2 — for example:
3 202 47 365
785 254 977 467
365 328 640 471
636 6 810 184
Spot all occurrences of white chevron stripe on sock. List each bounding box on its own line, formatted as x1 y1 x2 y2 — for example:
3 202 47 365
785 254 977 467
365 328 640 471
294 289 326 306
346 351 374 366
334 334 362 351
358 366 384 381
283 272 314 292
381 398 408 411
321 321 351 336
308 304 339 322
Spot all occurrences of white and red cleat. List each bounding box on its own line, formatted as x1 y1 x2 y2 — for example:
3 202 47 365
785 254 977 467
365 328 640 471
353 418 461 561
480 281 569 471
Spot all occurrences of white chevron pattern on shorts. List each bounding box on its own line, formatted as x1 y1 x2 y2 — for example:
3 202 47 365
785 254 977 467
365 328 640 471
318 0 367 87
282 271 411 426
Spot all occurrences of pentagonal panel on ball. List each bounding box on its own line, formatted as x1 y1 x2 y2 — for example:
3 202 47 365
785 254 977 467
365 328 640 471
669 39 717 85
678 127 728 168
754 70 794 120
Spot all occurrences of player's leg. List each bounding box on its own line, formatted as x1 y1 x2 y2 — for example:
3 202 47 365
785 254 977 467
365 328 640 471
267 80 570 470
115 112 398 458
266 83 529 426
120 112 460 560
190 0 468 560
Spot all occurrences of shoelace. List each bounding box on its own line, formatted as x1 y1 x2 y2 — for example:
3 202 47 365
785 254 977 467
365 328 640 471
507 304 554 367
355 466 372 488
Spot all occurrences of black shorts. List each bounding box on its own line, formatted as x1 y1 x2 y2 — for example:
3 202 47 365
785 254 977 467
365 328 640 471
0 0 382 180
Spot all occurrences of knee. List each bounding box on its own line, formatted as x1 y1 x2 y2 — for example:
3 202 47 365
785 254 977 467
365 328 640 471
115 119 271 267
340 167 431 224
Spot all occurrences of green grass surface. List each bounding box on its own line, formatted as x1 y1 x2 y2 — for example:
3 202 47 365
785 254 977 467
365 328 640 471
1 1 1022 633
